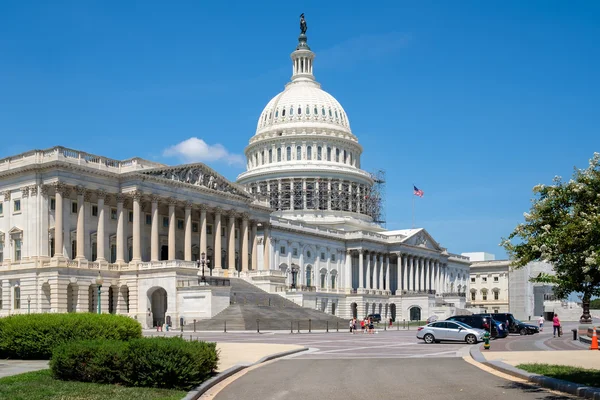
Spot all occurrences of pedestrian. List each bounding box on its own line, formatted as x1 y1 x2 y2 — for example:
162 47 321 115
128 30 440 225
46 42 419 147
552 313 561 338
349 318 353 334
389 318 393 328
538 315 544 332
360 318 365 333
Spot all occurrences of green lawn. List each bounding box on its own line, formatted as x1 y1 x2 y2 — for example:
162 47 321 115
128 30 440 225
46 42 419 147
517 363 600 388
0 369 187 400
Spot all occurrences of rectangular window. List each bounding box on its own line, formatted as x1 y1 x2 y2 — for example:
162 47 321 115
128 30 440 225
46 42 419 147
128 211 134 223
482 277 487 282
50 198 56 211
92 205 98 217
235 229 238 239
331 254 336 262
177 219 184 230
269 149 273 163
145 214 152 225
207 224 213 235
14 200 21 213
0 241 4 263
321 252 325 261
494 291 499 300
331 275 336 289
14 239 21 261
110 208 117 220
482 292 488 301
277 148 281 162
110 245 117 263
493 276 499 282
292 248 298 256
470 277 475 283
320 274 326 289
471 292 476 301
280 246 286 254
91 242 97 262
221 227 226 237
14 287 20 310
71 201 77 214
163 217 169 227
0 203 3 215
192 222 198 233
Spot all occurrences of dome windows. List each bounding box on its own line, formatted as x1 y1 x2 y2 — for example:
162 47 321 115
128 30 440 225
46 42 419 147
335 110 338 119
307 146 312 160
296 146 301 160
327 147 332 161
314 106 318 115
269 149 273 163
275 110 279 118
298 107 302 115
317 146 322 160
321 107 325 116
306 106 310 115
277 148 282 162
286 147 291 161
289 107 293 116
328 109 332 117
282 109 286 117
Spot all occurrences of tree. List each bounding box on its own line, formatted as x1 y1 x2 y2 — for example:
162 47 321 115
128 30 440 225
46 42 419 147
501 153 600 324
591 299 600 310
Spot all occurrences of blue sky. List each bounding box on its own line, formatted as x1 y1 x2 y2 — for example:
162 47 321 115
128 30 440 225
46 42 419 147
1 1 599 259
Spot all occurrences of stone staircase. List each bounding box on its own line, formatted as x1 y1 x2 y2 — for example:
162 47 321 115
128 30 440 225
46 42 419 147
185 278 348 331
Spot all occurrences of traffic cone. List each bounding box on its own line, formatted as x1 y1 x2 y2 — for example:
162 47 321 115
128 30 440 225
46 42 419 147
590 327 599 350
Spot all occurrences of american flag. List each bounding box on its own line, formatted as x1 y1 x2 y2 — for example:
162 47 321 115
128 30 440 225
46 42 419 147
413 185 424 198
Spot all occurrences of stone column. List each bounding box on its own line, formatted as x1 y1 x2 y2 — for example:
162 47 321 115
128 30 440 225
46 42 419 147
184 202 192 261
116 194 125 263
358 250 364 289
227 212 236 270
213 209 222 269
75 187 85 260
366 253 372 289
385 254 390 291
54 183 64 257
409 256 415 291
131 191 142 262
251 222 258 270
150 196 159 262
263 223 271 270
199 206 207 256
168 199 176 261
345 250 352 290
96 190 106 262
376 254 382 290
402 254 408 291
241 216 249 271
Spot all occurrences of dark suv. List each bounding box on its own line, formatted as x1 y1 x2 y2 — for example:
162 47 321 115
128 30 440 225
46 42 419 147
446 315 508 338
367 314 382 323
475 313 539 335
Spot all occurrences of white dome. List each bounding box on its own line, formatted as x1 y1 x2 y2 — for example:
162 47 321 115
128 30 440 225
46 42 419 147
255 80 351 136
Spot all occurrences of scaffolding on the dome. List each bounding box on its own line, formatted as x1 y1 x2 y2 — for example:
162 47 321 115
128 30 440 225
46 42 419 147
367 169 386 226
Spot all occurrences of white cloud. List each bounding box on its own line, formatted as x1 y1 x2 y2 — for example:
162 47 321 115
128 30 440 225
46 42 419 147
163 137 245 166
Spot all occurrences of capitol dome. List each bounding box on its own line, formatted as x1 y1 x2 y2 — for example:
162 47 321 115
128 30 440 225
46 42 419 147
237 27 382 231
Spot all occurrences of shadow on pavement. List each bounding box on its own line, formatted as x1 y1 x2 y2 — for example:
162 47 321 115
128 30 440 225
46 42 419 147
499 381 573 400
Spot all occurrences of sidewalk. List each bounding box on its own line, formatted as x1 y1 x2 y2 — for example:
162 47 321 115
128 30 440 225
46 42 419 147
482 350 599 370
216 342 304 372
0 360 49 379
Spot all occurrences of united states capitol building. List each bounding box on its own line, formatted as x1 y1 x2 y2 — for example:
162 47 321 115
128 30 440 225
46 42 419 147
0 23 472 329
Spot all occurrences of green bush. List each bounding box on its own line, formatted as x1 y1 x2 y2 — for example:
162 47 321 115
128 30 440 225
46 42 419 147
50 337 219 390
0 313 142 359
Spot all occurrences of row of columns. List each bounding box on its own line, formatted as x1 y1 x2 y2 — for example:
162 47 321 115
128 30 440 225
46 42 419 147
355 251 390 291
50 183 268 271
397 254 448 293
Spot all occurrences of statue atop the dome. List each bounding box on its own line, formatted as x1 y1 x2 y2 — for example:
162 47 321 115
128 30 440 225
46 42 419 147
300 13 307 35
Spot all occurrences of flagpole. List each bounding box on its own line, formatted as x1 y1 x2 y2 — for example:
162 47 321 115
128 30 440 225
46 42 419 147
412 184 415 228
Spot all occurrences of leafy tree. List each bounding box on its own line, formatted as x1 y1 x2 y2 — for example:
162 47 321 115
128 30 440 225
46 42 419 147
502 153 600 323
591 298 600 310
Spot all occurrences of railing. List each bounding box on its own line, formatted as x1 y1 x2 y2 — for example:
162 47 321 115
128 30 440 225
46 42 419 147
443 292 466 298
199 276 230 286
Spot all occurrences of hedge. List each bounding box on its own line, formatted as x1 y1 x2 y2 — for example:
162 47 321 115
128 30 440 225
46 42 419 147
0 313 142 359
51 337 219 390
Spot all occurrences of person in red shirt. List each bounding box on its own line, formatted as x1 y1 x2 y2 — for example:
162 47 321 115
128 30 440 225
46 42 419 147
552 314 561 338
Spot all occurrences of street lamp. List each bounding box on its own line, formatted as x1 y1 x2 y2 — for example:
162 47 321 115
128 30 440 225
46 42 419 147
27 295 31 314
96 273 104 314
197 252 210 282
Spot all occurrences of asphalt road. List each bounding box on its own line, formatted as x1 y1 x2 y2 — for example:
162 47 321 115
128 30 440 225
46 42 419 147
484 322 588 352
214 358 574 400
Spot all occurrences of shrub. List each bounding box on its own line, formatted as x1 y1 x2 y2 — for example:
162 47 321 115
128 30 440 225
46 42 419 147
50 340 127 384
50 337 219 390
124 337 219 390
0 313 142 359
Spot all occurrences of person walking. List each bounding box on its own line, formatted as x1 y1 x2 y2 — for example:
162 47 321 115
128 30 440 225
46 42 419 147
349 318 354 334
538 315 544 332
552 313 561 337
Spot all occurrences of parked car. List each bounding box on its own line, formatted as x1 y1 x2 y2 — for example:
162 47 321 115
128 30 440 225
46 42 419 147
417 320 485 344
446 315 508 338
367 314 382 323
475 313 539 335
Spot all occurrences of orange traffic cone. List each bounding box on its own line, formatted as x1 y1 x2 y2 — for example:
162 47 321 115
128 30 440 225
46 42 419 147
590 327 599 350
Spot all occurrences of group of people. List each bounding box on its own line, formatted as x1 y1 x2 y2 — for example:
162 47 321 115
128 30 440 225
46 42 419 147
349 317 376 334
538 313 562 337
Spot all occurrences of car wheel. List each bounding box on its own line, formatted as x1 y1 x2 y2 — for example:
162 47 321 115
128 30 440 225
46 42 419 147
465 334 477 344
519 328 527 335
423 333 435 344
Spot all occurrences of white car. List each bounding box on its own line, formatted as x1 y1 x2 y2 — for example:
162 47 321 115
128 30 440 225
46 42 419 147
417 320 485 344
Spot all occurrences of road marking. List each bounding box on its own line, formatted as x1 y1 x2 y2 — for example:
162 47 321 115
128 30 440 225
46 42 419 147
199 359 279 399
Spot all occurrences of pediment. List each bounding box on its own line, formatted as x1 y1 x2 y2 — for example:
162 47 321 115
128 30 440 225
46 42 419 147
8 226 22 235
402 229 443 251
140 163 251 199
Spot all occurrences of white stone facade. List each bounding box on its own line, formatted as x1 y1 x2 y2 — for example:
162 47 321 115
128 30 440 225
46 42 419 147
468 259 510 313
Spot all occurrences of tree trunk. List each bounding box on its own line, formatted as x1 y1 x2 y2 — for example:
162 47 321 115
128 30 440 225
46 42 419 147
580 293 593 324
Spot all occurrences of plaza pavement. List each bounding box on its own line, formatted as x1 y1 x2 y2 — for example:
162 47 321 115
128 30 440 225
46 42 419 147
0 360 49 378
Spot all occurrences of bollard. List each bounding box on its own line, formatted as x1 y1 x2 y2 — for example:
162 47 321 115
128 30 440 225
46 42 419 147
298 321 300 333
572 329 577 341
224 321 227 333
326 321 329 333
384 323 386 331
397 321 399 331
193 319 196 333
309 319 312 333
337 321 339 332
483 331 491 350
291 321 293 334
257 319 260 333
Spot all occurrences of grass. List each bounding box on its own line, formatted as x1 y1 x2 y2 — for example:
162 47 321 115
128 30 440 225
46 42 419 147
517 363 600 388
0 369 188 400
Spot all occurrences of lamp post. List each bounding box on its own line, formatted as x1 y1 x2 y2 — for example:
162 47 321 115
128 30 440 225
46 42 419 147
27 295 31 314
96 273 104 314
197 252 210 282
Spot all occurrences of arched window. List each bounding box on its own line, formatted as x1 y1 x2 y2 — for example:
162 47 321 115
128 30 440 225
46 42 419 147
335 110 338 118
343 150 347 163
286 147 291 161
275 109 279 118
317 146 322 160
306 106 310 115
269 112 272 119
327 147 332 161
350 153 353 165
307 146 312 160
269 149 273 163
290 107 294 116
282 108 286 117
277 148 281 162
314 106 318 115
296 146 302 160
329 109 332 117
335 148 340 162
261 151 265 165
298 107 302 115
321 107 325 116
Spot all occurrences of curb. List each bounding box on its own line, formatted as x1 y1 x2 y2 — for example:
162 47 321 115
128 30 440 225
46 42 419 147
469 346 600 400
183 347 308 400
